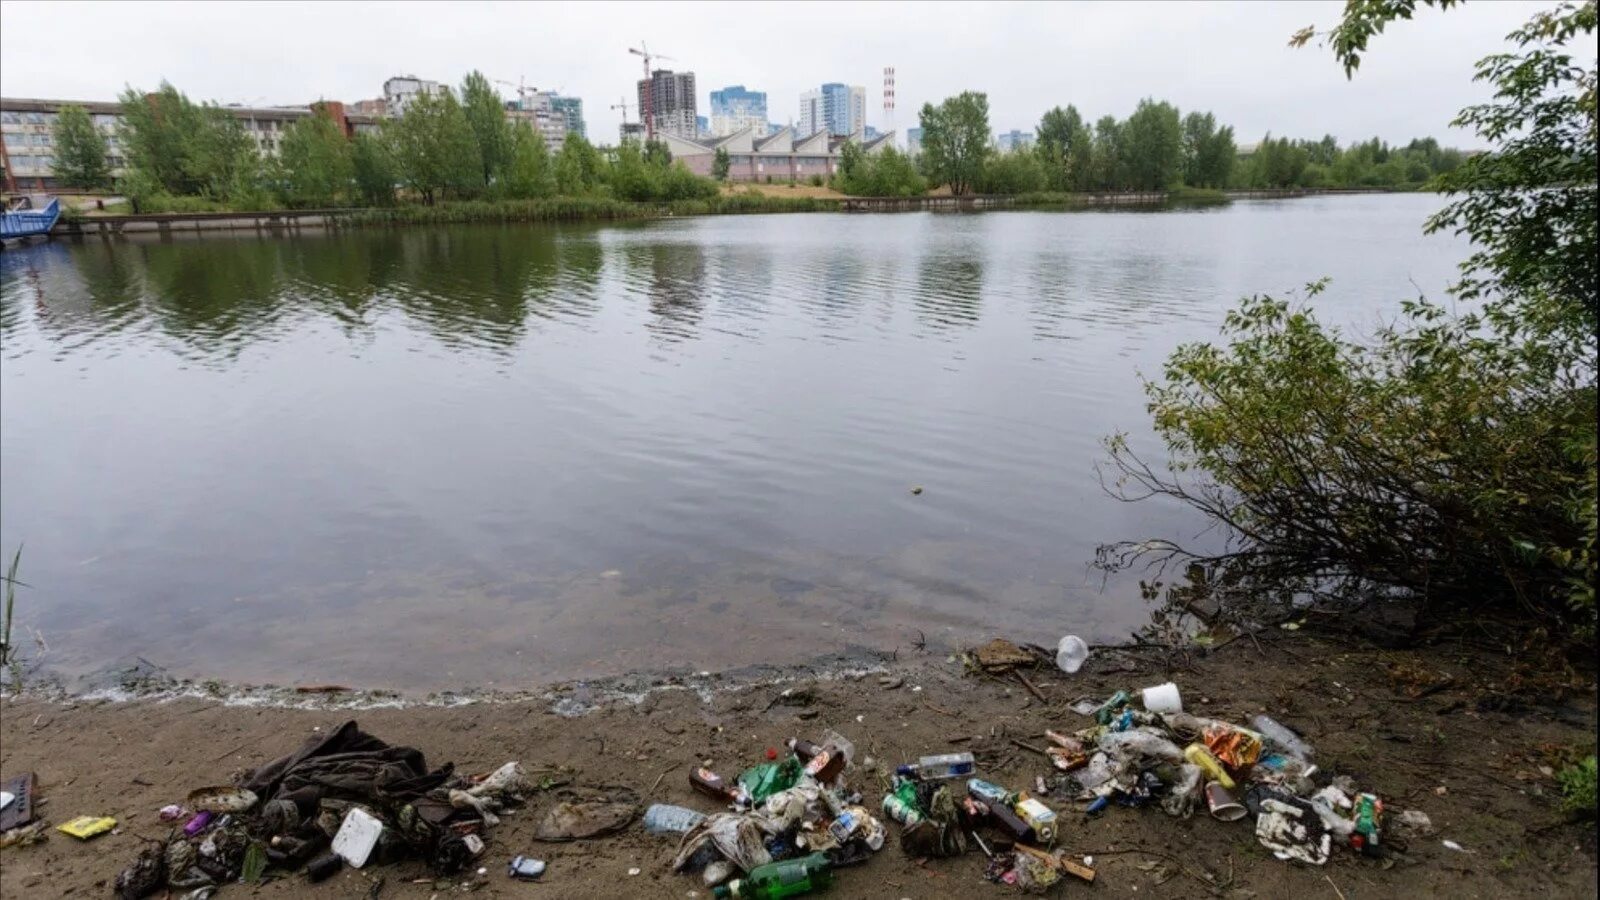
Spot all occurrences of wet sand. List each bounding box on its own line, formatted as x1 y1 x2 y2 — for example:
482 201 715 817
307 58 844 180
1 631 1594 898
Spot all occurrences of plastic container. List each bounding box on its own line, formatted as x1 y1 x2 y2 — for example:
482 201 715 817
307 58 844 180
643 803 707 835
1140 682 1183 714
331 807 384 868
1251 715 1314 760
1056 635 1089 673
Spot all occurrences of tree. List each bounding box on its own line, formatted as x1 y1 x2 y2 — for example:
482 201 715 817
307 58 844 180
712 146 731 181
1087 116 1124 190
1035 105 1090 191
118 82 200 195
52 104 111 189
389 89 479 203
460 71 512 189
501 123 555 199
277 111 354 207
917 92 990 195
555 132 604 195
1121 99 1183 190
352 132 398 206
1105 0 1598 642
834 143 926 197
1181 112 1216 187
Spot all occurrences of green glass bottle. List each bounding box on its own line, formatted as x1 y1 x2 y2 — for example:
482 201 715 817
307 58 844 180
712 852 833 899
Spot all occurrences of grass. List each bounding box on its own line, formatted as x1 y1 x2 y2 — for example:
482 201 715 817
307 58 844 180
1 546 23 689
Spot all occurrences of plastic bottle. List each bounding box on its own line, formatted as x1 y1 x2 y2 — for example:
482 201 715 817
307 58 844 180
712 852 832 899
912 752 975 779
1056 635 1089 673
643 804 706 835
882 776 924 826
1250 715 1314 760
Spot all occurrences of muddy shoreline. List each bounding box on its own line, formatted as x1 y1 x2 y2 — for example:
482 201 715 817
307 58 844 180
2 632 1595 898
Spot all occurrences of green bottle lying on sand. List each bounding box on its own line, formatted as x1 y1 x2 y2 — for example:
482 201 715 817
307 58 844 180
712 852 833 899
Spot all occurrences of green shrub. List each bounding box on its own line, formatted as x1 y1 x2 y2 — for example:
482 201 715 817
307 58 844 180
809 174 824 187
1559 756 1596 818
1101 1 1597 642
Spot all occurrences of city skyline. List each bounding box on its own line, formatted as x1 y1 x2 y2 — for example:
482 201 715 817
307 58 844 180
1 0 1546 149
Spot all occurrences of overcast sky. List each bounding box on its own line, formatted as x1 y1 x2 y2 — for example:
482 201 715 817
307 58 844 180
1 0 1545 148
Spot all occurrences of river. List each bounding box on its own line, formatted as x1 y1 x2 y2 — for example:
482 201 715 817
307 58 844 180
0 195 1469 689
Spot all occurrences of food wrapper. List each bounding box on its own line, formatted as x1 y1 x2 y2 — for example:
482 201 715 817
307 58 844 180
1203 724 1263 769
58 815 117 840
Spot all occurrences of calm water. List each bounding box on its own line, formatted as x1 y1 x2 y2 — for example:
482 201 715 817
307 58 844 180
0 196 1467 689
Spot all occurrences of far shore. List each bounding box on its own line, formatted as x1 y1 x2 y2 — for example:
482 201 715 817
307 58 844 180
15 186 1412 242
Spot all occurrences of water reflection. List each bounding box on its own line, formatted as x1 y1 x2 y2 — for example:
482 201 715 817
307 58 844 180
916 245 983 330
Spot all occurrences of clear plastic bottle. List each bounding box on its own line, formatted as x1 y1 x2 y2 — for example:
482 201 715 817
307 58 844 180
1250 715 1314 760
643 803 706 835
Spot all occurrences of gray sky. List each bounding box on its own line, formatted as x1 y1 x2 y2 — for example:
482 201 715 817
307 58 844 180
0 0 1546 148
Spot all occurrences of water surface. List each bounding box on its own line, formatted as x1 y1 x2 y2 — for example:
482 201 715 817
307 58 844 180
0 196 1469 688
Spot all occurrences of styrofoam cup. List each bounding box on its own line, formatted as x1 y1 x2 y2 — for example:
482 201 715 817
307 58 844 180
1141 681 1183 713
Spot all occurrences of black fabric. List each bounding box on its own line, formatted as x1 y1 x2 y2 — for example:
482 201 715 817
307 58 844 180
241 720 453 810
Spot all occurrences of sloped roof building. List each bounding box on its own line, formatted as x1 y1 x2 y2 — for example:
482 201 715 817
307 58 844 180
656 125 896 183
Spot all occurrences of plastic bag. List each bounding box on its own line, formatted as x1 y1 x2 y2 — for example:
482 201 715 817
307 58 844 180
673 813 772 875
1159 763 1203 818
1098 728 1186 765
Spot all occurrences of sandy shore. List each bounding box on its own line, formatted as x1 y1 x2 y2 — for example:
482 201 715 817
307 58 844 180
1 632 1594 898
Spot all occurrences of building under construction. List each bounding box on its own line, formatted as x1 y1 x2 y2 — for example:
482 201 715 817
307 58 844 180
637 69 697 139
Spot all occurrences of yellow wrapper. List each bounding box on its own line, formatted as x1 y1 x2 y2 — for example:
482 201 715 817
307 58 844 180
58 815 116 839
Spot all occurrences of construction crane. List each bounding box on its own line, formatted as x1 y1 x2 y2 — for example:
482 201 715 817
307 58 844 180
611 96 637 143
627 42 674 140
491 76 531 108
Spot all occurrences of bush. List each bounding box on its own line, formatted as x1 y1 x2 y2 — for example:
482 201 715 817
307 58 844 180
1101 2 1597 642
1559 756 1596 818
977 150 1047 194
809 174 824 187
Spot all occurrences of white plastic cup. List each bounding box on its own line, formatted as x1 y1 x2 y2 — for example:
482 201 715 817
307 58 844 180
1056 635 1089 673
1141 681 1183 714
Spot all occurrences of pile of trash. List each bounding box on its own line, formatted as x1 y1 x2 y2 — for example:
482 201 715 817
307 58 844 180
110 720 558 898
646 730 886 897
1041 681 1394 866
648 728 1099 897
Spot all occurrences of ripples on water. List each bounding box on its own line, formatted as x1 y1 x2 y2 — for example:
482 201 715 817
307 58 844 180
0 197 1469 688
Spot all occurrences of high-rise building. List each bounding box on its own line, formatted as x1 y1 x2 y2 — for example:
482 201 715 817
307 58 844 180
383 75 445 118
620 121 645 143
798 88 823 136
637 69 696 139
906 127 924 155
708 84 768 137
505 92 568 153
799 83 866 137
549 95 585 140
996 129 1035 152
882 66 896 147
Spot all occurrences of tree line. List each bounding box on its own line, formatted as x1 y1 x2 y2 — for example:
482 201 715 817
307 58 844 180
896 91 1469 198
48 73 721 211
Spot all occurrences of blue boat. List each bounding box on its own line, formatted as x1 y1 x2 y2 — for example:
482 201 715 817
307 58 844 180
0 198 61 245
